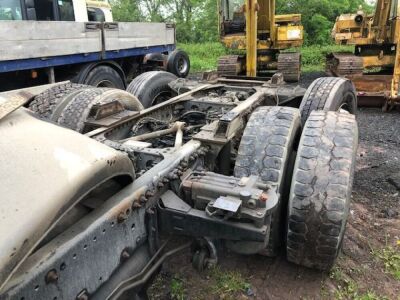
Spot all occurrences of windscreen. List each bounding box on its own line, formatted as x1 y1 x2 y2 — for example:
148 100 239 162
58 0 74 21
0 0 22 20
222 0 243 20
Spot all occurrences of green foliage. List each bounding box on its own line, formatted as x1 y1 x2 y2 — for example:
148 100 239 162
170 277 185 300
209 267 250 297
110 0 143 22
330 266 389 300
110 0 375 45
178 42 228 71
372 245 400 280
299 44 353 71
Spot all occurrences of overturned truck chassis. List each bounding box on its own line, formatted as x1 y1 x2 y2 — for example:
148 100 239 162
0 75 356 299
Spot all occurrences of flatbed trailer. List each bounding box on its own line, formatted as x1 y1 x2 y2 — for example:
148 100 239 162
0 21 189 91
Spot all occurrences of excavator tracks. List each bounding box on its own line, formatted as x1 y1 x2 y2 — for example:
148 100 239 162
217 55 244 76
277 52 301 82
326 53 364 76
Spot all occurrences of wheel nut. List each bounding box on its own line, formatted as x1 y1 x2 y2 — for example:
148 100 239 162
121 250 130 261
132 202 142 208
45 269 58 284
145 190 155 197
117 212 128 223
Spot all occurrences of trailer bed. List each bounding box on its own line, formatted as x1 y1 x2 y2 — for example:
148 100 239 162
0 21 175 73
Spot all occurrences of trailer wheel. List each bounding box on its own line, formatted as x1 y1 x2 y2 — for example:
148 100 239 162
286 111 358 270
230 106 301 255
167 49 190 78
299 77 357 125
58 88 143 133
81 65 125 89
126 71 177 108
28 82 89 121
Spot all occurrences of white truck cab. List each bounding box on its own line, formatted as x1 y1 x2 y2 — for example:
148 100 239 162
0 0 113 22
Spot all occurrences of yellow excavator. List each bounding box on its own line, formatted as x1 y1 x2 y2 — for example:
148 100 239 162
217 0 304 81
327 0 400 107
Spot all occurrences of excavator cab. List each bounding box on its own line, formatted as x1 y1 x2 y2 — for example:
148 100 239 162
217 0 304 82
220 0 245 35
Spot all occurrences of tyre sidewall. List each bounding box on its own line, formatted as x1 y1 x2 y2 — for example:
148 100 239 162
83 66 125 89
127 71 177 108
323 79 357 114
167 50 190 78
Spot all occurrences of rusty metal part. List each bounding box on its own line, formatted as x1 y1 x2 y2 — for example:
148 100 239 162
326 53 364 76
0 82 69 120
121 122 186 143
277 52 301 82
346 74 397 107
45 269 58 284
106 241 191 300
217 55 244 76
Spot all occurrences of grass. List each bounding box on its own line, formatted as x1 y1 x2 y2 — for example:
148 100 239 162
178 42 353 73
170 277 186 300
329 266 389 300
178 42 229 72
209 266 250 298
371 243 400 281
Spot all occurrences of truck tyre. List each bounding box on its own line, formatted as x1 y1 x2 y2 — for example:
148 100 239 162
167 49 190 78
58 88 143 133
28 82 89 121
299 77 357 125
126 71 177 108
81 65 125 89
286 111 358 270
231 106 301 255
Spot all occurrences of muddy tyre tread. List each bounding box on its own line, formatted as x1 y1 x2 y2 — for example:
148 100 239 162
235 106 301 255
286 111 358 270
58 88 108 133
28 83 88 120
299 77 357 125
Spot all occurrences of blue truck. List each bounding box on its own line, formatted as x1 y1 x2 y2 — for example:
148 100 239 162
0 0 190 91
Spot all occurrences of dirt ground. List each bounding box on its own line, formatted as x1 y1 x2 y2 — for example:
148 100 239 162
148 72 400 300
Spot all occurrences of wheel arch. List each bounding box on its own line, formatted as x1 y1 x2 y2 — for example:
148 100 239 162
0 109 135 289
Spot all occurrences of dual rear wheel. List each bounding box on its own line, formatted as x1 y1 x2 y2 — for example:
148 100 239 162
233 77 358 270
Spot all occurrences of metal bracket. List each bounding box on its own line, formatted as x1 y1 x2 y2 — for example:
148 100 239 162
157 190 268 242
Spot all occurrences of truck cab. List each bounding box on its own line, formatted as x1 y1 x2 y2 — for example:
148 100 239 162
0 0 113 22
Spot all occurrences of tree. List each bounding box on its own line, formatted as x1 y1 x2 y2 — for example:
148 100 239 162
110 0 143 22
110 0 375 45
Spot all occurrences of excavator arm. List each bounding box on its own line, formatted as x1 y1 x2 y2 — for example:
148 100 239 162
374 0 393 43
245 0 275 77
